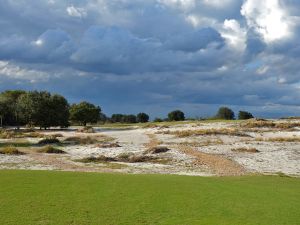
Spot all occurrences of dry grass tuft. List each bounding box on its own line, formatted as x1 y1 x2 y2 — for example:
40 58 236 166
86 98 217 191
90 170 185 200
64 135 114 145
145 146 170 154
38 145 66 154
0 146 25 155
231 147 259 153
160 128 250 138
38 137 61 145
255 137 300 142
242 120 300 129
0 129 46 139
95 143 121 148
77 155 117 163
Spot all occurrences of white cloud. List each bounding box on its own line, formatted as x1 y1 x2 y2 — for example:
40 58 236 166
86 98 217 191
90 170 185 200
256 66 269 75
0 61 49 83
202 0 234 8
158 0 195 11
241 0 293 43
66 5 87 18
220 19 247 52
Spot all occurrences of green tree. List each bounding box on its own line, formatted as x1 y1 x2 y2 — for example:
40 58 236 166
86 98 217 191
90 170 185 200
137 113 149 123
0 90 26 126
70 101 101 126
216 107 235 120
111 114 124 123
17 91 70 129
121 115 137 123
168 110 185 121
238 111 254 120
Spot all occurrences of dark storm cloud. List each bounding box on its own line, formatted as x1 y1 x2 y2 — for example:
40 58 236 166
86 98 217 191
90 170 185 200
0 0 300 118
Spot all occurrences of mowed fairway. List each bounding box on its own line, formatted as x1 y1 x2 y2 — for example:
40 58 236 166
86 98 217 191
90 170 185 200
0 170 299 225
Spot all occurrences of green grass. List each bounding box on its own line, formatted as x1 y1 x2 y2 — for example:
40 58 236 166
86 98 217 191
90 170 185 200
0 170 299 225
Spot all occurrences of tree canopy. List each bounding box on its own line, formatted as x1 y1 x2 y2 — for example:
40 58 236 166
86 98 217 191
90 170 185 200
137 113 149 123
216 107 235 120
168 110 185 121
70 101 101 126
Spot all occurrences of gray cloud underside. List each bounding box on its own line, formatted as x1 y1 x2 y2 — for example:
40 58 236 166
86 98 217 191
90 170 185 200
0 0 300 118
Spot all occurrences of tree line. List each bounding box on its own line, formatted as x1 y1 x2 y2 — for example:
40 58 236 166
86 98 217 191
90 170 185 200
0 90 254 128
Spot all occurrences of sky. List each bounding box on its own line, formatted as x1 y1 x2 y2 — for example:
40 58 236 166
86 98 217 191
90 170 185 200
0 0 300 118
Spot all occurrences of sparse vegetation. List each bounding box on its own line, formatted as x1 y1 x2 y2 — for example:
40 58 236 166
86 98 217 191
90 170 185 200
38 145 66 154
160 128 250 137
0 146 25 155
38 137 61 145
145 146 170 154
96 142 121 148
64 135 113 145
255 137 300 142
231 147 259 153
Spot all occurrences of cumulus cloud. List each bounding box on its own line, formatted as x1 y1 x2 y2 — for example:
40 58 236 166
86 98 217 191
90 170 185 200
241 0 294 43
66 5 87 18
220 19 247 52
0 0 300 117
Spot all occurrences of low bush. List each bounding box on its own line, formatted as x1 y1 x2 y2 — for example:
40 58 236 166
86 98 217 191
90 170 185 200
231 147 259 153
146 146 170 154
160 128 250 137
0 146 25 155
77 156 117 163
38 145 66 154
96 143 121 148
64 136 98 145
38 137 61 145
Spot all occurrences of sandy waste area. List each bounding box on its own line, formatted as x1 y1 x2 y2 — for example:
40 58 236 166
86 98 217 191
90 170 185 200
1 119 300 177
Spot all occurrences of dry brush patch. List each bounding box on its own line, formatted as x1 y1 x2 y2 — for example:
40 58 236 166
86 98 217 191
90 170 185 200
159 128 250 138
38 145 66 154
231 147 259 153
0 146 25 155
241 120 300 129
64 135 114 145
255 137 300 142
77 154 170 164
177 145 246 176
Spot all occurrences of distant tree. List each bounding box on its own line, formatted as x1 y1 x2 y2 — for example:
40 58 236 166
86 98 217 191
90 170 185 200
17 91 70 128
98 113 108 123
137 113 149 123
0 90 26 126
70 101 101 126
153 118 163 122
111 114 124 123
168 110 185 121
121 114 137 123
238 111 254 120
216 107 235 120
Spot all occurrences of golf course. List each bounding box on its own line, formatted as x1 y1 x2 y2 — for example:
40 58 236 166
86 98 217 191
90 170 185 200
0 170 299 225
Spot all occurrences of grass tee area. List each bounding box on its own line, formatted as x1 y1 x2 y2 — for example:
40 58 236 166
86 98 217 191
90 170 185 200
0 170 299 225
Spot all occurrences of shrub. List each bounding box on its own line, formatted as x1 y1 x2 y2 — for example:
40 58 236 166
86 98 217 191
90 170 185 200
168 110 185 121
231 147 259 153
215 107 235 120
146 146 170 154
153 118 163 122
38 137 60 145
78 155 117 163
238 111 254 120
0 146 25 155
38 145 66 154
